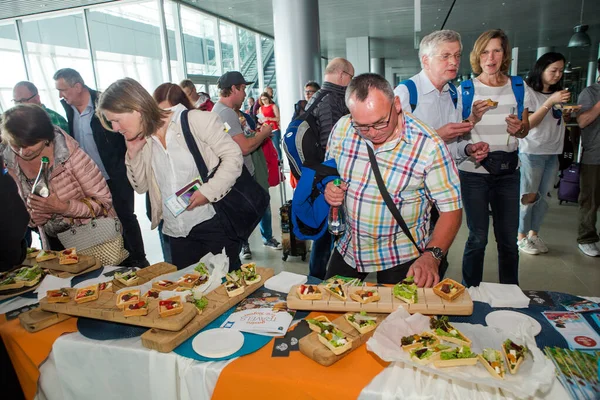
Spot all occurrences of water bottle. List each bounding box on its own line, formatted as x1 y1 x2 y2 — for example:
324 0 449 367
328 178 346 235
32 156 50 198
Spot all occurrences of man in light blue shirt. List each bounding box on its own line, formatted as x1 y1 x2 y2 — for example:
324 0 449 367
71 94 109 180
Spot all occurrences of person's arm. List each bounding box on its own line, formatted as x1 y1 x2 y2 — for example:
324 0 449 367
0 167 29 271
528 90 571 129
231 124 272 155
272 104 280 125
577 101 600 129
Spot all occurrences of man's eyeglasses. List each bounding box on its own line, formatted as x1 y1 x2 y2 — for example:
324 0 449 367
12 93 37 104
305 90 316 95
435 53 461 62
351 103 395 134
342 70 354 79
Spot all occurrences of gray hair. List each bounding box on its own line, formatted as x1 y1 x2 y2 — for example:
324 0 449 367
13 81 38 96
345 73 394 106
53 68 85 87
418 30 462 68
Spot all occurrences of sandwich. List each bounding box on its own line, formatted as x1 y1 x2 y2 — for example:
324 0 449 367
116 289 141 309
430 316 471 346
98 281 112 292
36 249 57 262
225 280 245 297
26 247 40 259
317 326 352 355
158 296 184 318
193 296 208 314
59 248 79 265
14 266 43 287
297 284 322 300
152 279 178 291
433 278 465 301
0 274 20 291
324 279 347 301
485 99 498 107
177 274 201 288
226 270 244 284
307 316 334 333
115 270 139 286
344 311 378 334
502 339 527 374
401 332 439 352
123 300 149 317
144 289 161 299
74 284 99 304
393 276 418 304
241 263 261 285
433 346 478 368
478 348 505 379
193 262 210 285
410 346 441 365
349 288 380 304
46 288 71 303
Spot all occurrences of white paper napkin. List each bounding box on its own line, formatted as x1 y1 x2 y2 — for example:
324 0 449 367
264 271 307 294
477 282 530 308
35 275 73 301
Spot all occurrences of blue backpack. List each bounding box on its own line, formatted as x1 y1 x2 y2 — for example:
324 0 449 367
460 76 525 120
399 79 458 112
283 90 330 180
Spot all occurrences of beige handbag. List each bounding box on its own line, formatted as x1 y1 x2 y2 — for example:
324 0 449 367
57 198 129 266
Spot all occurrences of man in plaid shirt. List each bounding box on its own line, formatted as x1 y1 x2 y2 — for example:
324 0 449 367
324 73 462 286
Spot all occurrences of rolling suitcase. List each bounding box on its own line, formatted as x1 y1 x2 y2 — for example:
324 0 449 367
558 140 582 205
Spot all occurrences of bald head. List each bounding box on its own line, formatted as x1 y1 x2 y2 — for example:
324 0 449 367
13 81 41 105
324 57 354 87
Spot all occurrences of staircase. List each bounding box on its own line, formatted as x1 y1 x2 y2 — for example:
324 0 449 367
240 38 277 100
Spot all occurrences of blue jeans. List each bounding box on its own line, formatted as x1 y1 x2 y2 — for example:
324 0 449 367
309 233 332 280
259 204 273 243
272 129 282 160
518 153 559 234
157 220 172 263
460 170 520 287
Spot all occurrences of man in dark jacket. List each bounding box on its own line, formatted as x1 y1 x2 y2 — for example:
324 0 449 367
53 68 148 268
305 58 354 280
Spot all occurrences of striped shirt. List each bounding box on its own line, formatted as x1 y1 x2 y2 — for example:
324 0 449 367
326 112 462 273
459 78 532 174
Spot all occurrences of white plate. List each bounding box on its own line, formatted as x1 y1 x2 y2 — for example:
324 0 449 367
192 328 244 358
485 310 542 336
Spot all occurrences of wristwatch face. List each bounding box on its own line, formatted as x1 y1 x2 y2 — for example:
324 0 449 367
425 247 443 260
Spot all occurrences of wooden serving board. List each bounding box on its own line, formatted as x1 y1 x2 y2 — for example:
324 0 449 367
141 267 275 353
287 285 473 316
299 313 386 366
19 308 72 333
40 289 196 332
111 262 177 291
0 281 40 301
22 254 96 274
49 260 102 279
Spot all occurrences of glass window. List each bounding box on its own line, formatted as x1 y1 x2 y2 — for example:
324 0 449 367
0 23 27 112
88 1 164 92
20 13 95 117
220 21 235 73
180 6 218 76
261 37 276 99
238 28 258 101
163 0 181 84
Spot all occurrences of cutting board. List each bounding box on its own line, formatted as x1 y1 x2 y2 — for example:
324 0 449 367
141 267 274 353
299 313 386 366
287 285 473 316
22 254 96 274
19 308 72 333
40 289 196 331
111 262 177 291
49 260 102 279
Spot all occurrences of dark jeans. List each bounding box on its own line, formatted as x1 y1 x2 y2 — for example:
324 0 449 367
107 178 146 263
578 164 600 244
325 249 417 285
168 216 241 271
157 220 172 263
460 170 520 287
309 233 332 280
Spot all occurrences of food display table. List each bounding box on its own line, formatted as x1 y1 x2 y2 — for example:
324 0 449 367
1 268 598 400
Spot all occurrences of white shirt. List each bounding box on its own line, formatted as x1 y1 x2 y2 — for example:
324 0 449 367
459 78 532 174
394 70 467 159
518 85 565 155
151 104 216 238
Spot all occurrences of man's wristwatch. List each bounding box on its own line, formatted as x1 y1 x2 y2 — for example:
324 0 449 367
424 247 444 261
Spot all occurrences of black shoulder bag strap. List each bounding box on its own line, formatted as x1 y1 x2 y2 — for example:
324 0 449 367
180 110 210 182
366 144 423 254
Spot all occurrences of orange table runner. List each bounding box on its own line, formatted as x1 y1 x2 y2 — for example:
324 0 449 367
212 312 389 399
0 313 77 400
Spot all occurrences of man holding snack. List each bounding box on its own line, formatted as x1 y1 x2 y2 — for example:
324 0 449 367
324 73 463 286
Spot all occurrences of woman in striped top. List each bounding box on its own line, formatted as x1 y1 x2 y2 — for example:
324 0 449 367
459 29 530 287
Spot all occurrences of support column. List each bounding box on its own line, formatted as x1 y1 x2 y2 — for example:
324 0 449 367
385 66 394 86
370 58 384 76
346 36 370 75
272 0 320 131
510 47 519 76
536 46 553 60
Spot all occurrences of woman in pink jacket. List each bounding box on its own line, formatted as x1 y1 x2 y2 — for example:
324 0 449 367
1 104 114 250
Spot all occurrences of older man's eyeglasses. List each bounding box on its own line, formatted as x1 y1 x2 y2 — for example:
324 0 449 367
342 70 354 79
351 103 395 134
435 53 462 62
12 93 37 104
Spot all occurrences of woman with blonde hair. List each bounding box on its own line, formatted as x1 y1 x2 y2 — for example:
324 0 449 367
458 29 531 287
97 78 244 270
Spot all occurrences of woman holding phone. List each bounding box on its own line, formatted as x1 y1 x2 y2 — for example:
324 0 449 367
517 52 575 255
97 78 244 270
459 29 531 287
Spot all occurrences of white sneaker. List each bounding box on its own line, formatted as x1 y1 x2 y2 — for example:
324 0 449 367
529 235 548 253
578 243 600 257
517 238 540 255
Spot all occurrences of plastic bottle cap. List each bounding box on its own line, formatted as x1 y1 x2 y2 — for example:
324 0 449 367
333 178 341 186
41 156 49 163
